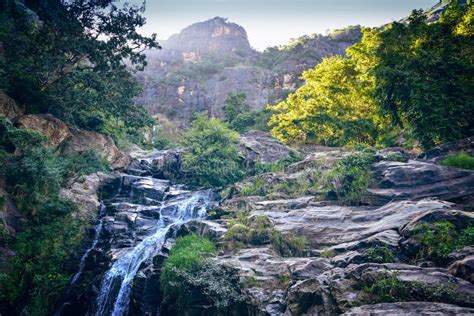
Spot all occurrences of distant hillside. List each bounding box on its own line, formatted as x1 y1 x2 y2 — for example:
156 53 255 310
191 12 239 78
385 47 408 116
136 17 361 124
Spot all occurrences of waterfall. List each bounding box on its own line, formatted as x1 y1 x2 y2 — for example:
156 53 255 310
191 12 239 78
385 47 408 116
69 203 106 286
95 189 215 316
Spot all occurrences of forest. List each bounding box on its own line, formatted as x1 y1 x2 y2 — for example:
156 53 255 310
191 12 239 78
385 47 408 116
0 0 473 315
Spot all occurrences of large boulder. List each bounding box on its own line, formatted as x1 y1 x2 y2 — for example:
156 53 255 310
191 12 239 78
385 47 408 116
60 172 113 218
0 91 23 120
15 114 71 149
62 129 130 169
240 131 296 164
321 263 474 313
367 160 474 206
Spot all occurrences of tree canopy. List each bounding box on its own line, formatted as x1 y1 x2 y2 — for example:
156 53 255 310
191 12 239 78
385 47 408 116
268 1 473 149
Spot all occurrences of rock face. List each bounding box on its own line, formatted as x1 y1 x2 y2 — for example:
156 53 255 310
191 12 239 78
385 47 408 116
368 160 474 207
137 18 361 125
55 134 474 315
0 91 23 120
240 131 295 164
165 17 254 57
62 129 130 169
15 114 72 148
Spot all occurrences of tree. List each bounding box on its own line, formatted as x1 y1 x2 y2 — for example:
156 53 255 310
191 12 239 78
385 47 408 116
182 115 245 187
223 92 250 123
268 29 386 146
374 3 474 148
0 0 159 141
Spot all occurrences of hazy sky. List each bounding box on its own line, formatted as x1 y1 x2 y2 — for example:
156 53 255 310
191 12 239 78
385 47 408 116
139 0 438 51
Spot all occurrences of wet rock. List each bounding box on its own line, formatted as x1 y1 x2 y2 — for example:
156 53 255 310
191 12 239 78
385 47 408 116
62 129 130 169
182 220 228 241
0 91 23 120
16 114 71 149
343 302 474 315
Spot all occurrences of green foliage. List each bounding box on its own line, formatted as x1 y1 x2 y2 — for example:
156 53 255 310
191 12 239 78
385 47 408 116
268 2 473 149
361 272 463 306
268 51 385 146
374 4 474 148
1 0 158 144
182 115 246 187
160 234 243 313
224 214 306 257
321 150 377 204
0 118 109 315
224 92 250 125
366 246 397 263
0 198 84 316
413 220 474 265
320 248 336 259
440 152 474 170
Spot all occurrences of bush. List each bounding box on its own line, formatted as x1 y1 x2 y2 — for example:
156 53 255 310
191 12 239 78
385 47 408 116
440 153 474 170
160 234 243 313
366 246 397 263
224 214 306 257
0 198 84 316
321 150 377 204
0 118 109 315
413 220 474 265
182 115 246 187
361 272 462 306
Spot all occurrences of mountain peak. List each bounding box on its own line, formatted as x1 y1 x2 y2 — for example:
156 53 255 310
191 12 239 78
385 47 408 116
165 17 254 57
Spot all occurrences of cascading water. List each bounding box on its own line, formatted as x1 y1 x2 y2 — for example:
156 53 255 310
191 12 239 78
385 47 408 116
57 153 218 316
69 203 106 286
95 190 214 316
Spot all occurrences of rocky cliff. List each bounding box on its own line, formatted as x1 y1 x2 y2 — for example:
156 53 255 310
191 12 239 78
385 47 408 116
136 18 361 124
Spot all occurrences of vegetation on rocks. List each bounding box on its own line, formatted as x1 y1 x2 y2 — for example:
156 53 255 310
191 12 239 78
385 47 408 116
361 272 464 306
160 234 244 313
0 117 109 315
440 152 474 170
366 246 397 263
224 213 306 257
413 220 474 265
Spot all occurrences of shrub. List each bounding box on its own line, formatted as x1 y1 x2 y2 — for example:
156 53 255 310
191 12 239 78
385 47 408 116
440 153 474 170
366 245 397 263
160 234 243 313
320 248 336 258
320 150 377 204
182 115 246 187
0 199 84 316
413 220 474 265
361 272 463 306
224 214 306 257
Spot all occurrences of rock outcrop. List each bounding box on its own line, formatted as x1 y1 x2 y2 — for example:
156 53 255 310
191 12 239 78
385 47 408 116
137 18 361 125
0 91 23 120
240 131 295 164
16 114 72 149
62 129 130 169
